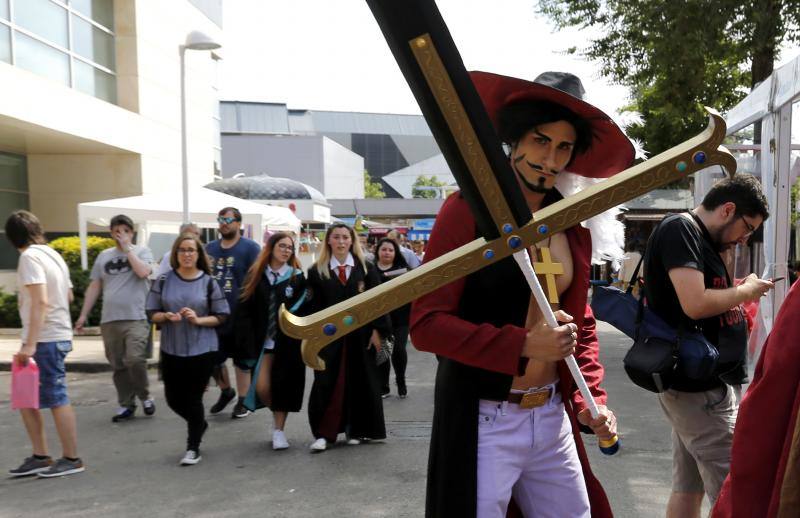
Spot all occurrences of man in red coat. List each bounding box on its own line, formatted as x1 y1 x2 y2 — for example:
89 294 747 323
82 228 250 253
410 71 633 517
712 279 800 517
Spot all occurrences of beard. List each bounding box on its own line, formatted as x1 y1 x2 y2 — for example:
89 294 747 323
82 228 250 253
514 167 551 194
712 219 739 251
220 229 239 240
512 155 554 194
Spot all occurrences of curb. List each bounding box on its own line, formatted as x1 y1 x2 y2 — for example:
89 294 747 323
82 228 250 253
0 358 160 373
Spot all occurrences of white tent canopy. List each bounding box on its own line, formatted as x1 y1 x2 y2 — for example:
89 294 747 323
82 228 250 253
78 187 302 269
703 52 800 359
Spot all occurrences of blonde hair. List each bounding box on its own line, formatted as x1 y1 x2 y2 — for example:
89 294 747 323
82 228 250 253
315 223 367 280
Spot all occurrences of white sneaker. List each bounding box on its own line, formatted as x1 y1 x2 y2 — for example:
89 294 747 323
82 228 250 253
346 437 361 445
309 438 327 452
180 450 202 466
272 430 289 450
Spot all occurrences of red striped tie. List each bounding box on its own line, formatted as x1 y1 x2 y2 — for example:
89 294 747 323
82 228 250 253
337 265 347 285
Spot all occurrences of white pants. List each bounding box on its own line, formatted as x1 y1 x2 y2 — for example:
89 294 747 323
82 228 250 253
476 387 590 518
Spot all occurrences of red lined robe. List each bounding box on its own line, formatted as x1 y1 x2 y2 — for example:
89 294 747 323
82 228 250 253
712 279 800 518
410 192 613 518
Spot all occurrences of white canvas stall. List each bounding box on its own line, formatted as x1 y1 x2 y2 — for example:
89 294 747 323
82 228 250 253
713 52 800 359
78 187 302 269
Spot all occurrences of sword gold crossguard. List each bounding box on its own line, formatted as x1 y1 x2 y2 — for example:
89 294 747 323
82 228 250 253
281 109 736 370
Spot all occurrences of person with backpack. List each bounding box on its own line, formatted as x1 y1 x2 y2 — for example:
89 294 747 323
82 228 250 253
643 174 773 516
146 233 229 466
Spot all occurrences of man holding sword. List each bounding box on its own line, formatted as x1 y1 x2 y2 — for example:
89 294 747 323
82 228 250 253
410 71 632 518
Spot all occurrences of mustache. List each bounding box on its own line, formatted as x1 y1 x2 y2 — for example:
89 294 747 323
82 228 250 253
512 157 553 194
512 155 557 176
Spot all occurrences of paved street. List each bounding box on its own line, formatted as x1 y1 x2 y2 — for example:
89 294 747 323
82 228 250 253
0 323 708 517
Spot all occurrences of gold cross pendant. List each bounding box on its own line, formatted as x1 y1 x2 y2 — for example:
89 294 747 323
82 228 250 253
532 247 563 305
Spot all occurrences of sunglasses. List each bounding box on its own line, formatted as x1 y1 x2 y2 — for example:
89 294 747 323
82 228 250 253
217 216 239 224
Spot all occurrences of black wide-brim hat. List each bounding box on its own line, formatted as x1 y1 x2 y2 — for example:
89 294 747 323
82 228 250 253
470 70 634 179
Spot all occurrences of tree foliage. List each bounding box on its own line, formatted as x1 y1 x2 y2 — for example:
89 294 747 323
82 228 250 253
412 175 447 199
363 170 386 199
538 0 800 156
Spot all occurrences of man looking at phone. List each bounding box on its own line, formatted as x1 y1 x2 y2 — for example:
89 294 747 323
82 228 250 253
76 214 155 423
643 174 772 517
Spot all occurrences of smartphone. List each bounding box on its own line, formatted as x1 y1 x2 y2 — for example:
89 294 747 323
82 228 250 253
770 277 785 283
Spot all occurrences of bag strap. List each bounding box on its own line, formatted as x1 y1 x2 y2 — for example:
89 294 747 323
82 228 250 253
625 254 645 295
634 213 700 339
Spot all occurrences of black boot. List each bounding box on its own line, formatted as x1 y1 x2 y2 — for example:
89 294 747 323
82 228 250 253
397 379 407 399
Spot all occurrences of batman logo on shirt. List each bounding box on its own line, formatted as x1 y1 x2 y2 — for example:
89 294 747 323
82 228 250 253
105 257 131 275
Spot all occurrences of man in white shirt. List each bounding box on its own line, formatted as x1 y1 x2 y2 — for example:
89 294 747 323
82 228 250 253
6 210 84 478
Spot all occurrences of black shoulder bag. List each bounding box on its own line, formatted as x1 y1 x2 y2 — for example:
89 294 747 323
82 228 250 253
592 217 719 393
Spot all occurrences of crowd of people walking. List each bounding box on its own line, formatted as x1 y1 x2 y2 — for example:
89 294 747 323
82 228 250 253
6 206 417 474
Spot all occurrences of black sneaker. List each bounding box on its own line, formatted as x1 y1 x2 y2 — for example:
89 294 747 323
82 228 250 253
231 399 251 419
9 456 53 477
397 381 408 399
111 406 136 423
37 457 85 478
142 398 156 416
210 388 235 415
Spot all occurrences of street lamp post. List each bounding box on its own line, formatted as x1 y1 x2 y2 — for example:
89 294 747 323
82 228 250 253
180 30 221 223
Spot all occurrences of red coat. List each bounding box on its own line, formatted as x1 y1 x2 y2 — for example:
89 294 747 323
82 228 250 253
410 192 613 517
712 280 800 518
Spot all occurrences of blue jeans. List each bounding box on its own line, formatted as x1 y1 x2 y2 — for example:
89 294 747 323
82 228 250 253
33 341 72 409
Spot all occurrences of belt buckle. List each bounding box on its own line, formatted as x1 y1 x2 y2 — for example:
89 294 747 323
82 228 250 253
519 388 550 409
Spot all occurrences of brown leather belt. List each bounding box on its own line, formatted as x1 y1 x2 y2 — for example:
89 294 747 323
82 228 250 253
506 382 560 409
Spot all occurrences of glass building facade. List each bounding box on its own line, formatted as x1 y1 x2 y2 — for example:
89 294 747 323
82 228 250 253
0 0 116 103
0 152 29 269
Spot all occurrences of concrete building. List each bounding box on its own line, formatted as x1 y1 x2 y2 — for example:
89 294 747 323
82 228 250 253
220 101 456 199
0 0 223 284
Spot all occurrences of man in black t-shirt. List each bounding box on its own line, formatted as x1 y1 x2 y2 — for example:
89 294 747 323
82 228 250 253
643 174 772 517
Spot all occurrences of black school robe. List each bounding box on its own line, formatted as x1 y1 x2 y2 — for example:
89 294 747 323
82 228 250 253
306 260 392 441
236 268 307 413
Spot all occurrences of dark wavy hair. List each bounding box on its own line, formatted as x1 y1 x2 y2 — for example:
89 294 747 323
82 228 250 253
700 173 769 220
497 100 594 166
5 210 46 249
375 237 410 271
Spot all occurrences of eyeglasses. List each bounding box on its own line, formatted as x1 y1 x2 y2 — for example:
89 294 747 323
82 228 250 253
178 248 198 255
217 216 239 224
275 244 293 251
739 214 756 235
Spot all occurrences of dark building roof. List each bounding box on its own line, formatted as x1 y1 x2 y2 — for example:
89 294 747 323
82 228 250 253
205 175 326 202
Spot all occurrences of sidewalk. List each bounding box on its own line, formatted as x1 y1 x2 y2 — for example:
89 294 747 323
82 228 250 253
0 331 159 372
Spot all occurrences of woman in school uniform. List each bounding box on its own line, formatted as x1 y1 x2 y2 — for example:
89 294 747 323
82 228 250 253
305 223 391 452
236 232 307 450
374 237 411 399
